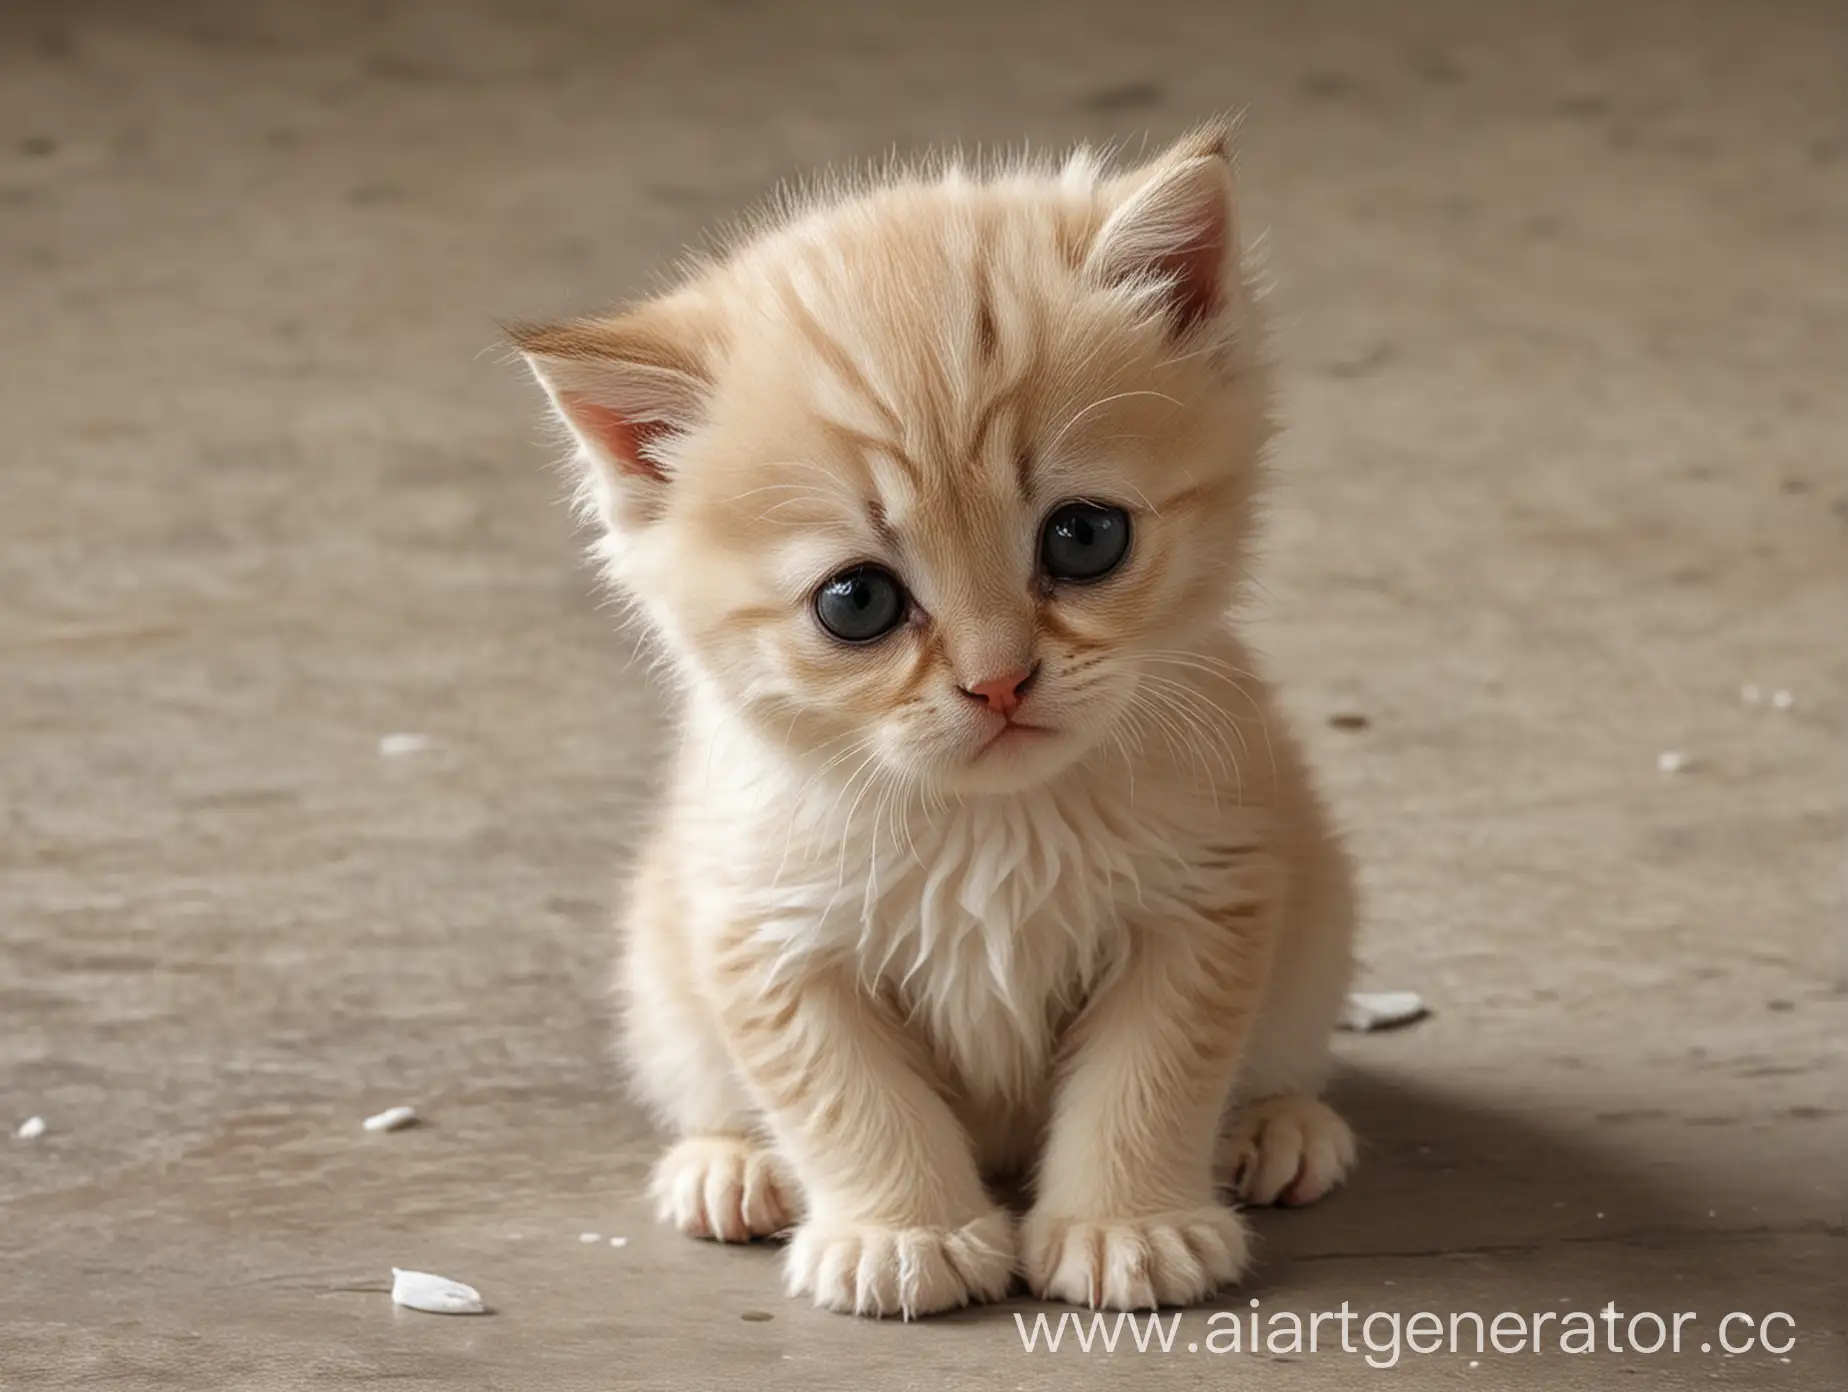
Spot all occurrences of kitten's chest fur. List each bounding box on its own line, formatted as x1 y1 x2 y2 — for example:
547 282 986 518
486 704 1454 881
870 793 1129 1110
749 772 1225 1122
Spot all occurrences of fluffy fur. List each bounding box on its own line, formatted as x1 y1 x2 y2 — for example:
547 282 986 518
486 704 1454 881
515 124 1358 1319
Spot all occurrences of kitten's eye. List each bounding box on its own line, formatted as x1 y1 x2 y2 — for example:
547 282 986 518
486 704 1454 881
814 565 909 643
1040 501 1131 583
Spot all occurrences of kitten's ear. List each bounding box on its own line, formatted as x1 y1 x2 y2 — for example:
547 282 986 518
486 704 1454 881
1087 124 1236 336
512 298 717 527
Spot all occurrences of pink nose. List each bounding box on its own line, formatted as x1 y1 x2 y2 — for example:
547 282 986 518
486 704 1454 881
961 666 1036 717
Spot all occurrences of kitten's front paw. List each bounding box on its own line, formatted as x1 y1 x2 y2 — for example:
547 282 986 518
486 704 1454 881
785 1208 1015 1318
1218 1094 1356 1206
1021 1205 1250 1310
652 1135 796 1241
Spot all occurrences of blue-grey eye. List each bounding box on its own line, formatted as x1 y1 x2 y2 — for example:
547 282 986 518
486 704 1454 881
814 565 908 643
1041 501 1131 582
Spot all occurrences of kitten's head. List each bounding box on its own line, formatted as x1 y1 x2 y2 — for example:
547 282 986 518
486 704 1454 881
517 126 1270 797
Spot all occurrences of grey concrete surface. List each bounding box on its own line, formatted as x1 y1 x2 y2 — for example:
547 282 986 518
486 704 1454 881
1 1 1843 1388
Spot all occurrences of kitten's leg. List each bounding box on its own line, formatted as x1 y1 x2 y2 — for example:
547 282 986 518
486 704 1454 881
619 856 796 1241
1022 904 1271 1310
712 945 1014 1319
1220 823 1358 1207
1217 1094 1355 1208
649 1133 797 1242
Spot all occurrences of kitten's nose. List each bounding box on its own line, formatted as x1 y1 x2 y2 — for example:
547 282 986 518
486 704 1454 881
960 664 1038 717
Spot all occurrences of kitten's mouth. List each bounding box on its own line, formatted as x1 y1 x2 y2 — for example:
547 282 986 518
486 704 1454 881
975 721 1055 758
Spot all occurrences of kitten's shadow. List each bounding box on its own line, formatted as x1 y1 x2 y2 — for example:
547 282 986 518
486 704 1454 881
934 1064 1750 1325
1257 1064 1701 1275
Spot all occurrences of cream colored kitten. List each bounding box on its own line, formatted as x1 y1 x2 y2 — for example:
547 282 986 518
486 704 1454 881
515 124 1358 1319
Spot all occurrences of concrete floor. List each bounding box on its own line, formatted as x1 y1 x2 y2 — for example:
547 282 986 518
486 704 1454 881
2 0 1843 1387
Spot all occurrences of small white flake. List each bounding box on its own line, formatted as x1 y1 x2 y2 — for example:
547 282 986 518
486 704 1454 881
1469 1360 1480 1369
1771 689 1793 709
390 1268 485 1315
378 733 430 757
362 1105 418 1133
15 1116 46 1140
1657 750 1687 774
1338 991 1427 1032
608 1236 628 1248
579 1232 601 1244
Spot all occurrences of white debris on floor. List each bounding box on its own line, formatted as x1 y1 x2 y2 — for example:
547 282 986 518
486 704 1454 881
390 1268 485 1315
377 732 431 757
578 1232 601 1244
1339 991 1428 1032
1743 684 1798 709
608 1236 628 1248
362 1105 418 1133
15 1116 46 1140
1657 749 1688 775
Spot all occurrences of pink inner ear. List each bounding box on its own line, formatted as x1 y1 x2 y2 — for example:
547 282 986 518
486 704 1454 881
561 392 670 482
1156 201 1228 336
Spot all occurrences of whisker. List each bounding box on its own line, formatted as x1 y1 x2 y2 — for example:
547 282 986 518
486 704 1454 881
1137 669 1253 764
1134 679 1239 806
1044 389 1185 457
1140 652 1278 791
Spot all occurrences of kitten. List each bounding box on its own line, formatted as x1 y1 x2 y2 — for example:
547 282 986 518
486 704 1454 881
514 124 1358 1318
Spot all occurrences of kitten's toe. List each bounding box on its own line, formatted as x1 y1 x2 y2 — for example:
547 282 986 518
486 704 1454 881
1021 1205 1250 1310
785 1208 1015 1318
651 1135 796 1241
1218 1094 1356 1207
